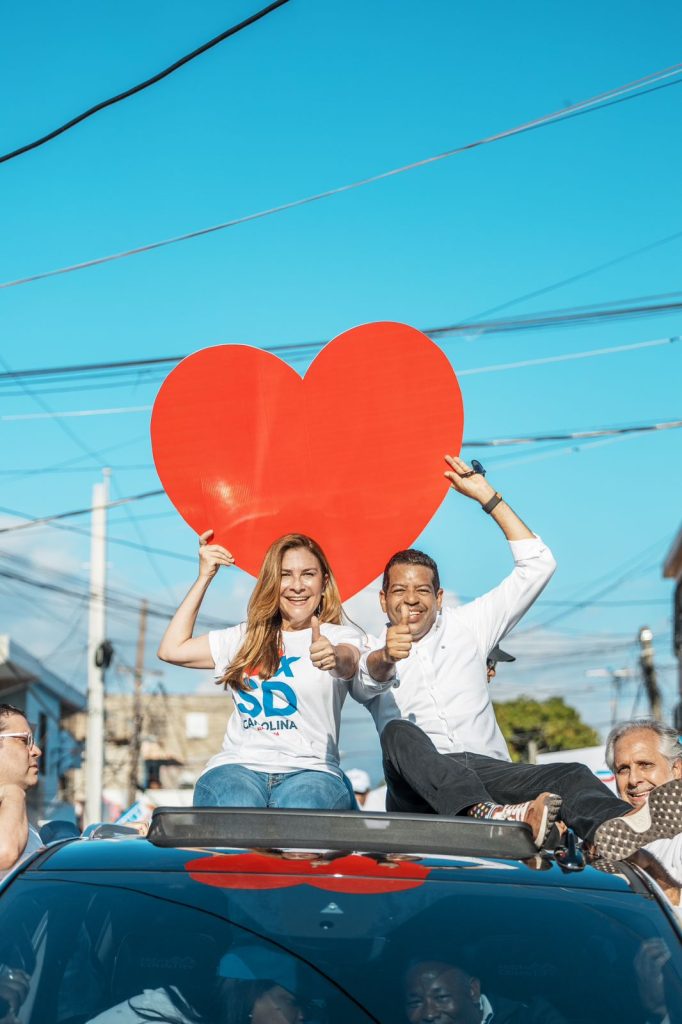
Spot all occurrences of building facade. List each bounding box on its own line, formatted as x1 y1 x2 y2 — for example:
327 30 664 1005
68 690 232 819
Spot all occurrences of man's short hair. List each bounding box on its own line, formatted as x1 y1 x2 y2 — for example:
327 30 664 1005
0 703 25 724
605 719 682 772
382 550 441 593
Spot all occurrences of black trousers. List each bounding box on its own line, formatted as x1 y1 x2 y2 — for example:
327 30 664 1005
381 719 630 842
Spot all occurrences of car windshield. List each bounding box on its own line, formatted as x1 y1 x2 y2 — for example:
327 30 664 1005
1 856 681 1024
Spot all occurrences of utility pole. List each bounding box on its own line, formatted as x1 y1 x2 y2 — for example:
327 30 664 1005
128 600 148 807
85 469 110 825
639 626 662 721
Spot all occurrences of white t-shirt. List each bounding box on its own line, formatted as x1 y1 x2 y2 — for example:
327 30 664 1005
0 824 42 883
87 987 196 1023
201 623 385 779
360 536 556 760
645 833 682 886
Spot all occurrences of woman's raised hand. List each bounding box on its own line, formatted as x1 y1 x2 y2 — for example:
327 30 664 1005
198 529 235 579
310 616 337 672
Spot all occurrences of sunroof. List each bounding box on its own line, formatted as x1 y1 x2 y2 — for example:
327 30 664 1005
146 807 538 858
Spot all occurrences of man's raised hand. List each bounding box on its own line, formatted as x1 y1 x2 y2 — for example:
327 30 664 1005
444 454 496 506
198 529 235 580
310 616 337 672
385 603 413 663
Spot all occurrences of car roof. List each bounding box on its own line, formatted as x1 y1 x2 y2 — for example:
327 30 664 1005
25 836 643 895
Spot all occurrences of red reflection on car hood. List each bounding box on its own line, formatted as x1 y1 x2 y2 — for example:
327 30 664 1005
184 851 430 893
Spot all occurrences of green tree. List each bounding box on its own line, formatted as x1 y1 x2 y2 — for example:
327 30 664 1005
492 695 600 762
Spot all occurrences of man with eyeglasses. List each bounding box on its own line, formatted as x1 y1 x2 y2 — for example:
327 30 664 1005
0 703 42 882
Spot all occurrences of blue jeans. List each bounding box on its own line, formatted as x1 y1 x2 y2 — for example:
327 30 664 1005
193 764 357 810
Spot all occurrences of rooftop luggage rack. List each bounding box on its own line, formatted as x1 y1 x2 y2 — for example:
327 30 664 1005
146 807 538 859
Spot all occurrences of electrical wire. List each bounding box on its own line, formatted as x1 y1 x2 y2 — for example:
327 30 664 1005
0 432 149 485
0 1 292 166
463 418 682 446
0 463 154 476
0 416 678 538
459 230 682 325
0 346 181 602
521 555 665 634
1 405 152 421
2 61 682 290
0 489 164 534
427 295 682 338
457 336 680 376
0 501 196 563
0 563 228 630
0 333 675 398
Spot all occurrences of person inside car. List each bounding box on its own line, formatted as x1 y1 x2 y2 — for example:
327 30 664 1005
87 977 305 1024
158 532 387 810
0 963 31 1024
404 959 566 1024
359 458 682 858
0 704 42 882
218 979 304 1024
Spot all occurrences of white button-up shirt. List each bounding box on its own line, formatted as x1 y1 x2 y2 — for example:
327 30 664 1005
359 536 556 761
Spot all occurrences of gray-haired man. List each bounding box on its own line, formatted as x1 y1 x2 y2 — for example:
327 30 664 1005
606 719 682 893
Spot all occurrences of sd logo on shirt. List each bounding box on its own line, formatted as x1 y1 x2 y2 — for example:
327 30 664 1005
236 656 300 723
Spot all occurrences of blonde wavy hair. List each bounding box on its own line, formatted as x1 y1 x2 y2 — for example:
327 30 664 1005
219 534 344 692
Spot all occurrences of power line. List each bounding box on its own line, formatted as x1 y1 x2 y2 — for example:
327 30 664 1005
0 419 678 540
2 61 682 290
0 432 150 485
1 405 153 421
0 1 292 166
457 336 680 376
463 418 682 446
0 500 196 563
428 295 682 338
0 489 164 534
26 413 668 441
0 559 228 630
0 416 677 537
459 228 682 324
521 552 665 634
0 463 154 476
0 346 180 602
0 356 181 382
0 332 678 401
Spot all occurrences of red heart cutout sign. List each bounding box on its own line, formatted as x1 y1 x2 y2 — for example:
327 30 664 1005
151 321 463 599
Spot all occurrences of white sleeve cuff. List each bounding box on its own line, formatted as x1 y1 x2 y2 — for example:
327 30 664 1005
508 534 550 561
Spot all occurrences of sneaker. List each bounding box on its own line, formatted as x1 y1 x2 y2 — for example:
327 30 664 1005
481 792 562 848
593 778 682 861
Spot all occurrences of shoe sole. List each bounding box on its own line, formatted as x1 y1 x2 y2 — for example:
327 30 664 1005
534 793 563 848
594 779 682 861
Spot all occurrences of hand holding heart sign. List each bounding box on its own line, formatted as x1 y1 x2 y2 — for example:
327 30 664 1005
151 321 464 601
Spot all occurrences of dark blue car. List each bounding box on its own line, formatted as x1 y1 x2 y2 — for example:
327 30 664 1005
0 809 680 1023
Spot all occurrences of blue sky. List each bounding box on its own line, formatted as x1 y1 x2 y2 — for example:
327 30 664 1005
1 0 681 783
